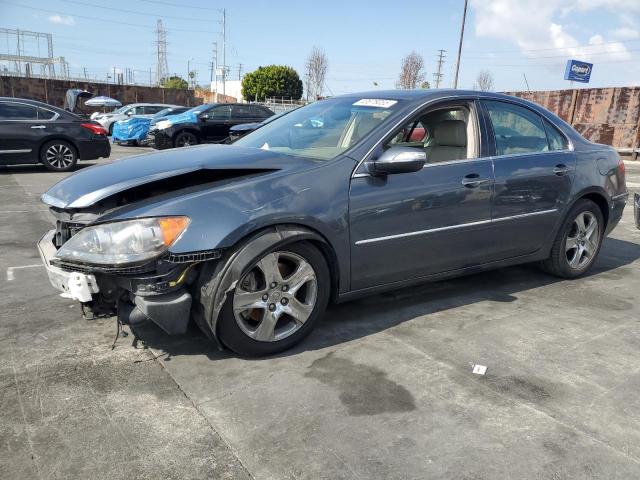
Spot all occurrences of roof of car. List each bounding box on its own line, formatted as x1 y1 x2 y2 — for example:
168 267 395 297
0 96 53 105
0 97 72 115
126 103 180 107
335 89 522 103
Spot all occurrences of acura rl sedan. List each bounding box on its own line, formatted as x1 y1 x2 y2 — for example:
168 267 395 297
38 90 628 356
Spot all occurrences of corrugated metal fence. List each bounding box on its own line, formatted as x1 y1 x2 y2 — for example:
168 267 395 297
505 87 640 154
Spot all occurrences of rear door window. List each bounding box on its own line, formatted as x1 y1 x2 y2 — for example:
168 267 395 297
38 108 57 120
0 102 38 120
250 106 270 118
483 100 549 155
543 119 569 151
231 105 253 119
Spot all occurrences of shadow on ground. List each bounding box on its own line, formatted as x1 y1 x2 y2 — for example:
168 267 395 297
128 236 640 362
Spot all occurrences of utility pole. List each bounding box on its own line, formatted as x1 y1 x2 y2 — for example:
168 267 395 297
212 42 218 101
433 49 446 88
83 66 87 79
222 8 226 96
238 63 243 81
453 0 468 89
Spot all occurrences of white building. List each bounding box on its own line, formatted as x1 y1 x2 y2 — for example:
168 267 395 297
210 79 243 103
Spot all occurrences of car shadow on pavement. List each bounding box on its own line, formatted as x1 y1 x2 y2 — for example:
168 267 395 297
129 236 640 362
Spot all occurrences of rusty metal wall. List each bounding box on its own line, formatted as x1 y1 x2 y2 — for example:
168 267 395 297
0 76 199 114
504 86 640 151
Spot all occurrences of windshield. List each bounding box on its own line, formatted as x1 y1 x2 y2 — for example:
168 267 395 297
234 97 402 160
186 104 211 115
113 105 129 114
152 108 172 119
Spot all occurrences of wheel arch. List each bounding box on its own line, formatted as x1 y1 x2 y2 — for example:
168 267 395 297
196 223 341 347
570 187 610 227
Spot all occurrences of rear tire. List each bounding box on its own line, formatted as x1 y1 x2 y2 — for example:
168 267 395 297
40 140 78 172
174 131 199 148
540 199 604 278
217 242 330 357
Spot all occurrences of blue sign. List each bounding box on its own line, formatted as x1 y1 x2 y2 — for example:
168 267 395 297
564 59 593 83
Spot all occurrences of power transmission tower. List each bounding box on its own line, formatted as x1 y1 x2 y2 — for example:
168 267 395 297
155 19 169 85
238 63 243 81
433 49 446 88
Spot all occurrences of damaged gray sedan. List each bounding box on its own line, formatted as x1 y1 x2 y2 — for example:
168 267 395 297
38 90 627 356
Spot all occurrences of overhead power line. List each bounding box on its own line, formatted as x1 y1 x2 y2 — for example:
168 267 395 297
138 0 224 11
0 0 217 34
61 0 215 24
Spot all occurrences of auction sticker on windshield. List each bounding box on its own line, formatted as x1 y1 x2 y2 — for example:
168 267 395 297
353 99 397 108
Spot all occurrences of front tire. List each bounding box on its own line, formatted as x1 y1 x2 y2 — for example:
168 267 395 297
540 199 604 278
40 140 78 172
174 131 199 148
217 242 330 356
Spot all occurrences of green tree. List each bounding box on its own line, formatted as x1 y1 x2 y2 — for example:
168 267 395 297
241 65 303 101
161 76 188 89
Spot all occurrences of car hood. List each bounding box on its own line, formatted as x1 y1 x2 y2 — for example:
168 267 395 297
41 144 322 209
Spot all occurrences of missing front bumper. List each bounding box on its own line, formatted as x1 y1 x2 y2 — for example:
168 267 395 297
38 230 100 302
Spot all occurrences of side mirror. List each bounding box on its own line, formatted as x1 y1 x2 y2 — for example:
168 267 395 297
370 147 426 175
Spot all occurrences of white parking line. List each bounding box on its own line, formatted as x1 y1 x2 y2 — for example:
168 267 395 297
6 264 43 282
626 181 640 187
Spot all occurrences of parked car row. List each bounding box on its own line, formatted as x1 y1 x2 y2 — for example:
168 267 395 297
147 103 274 149
92 103 180 135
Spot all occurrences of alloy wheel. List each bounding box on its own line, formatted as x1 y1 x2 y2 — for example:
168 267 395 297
565 211 599 270
232 251 318 342
45 144 74 169
176 134 195 147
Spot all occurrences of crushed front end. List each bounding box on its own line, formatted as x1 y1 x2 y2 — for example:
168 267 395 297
38 208 221 336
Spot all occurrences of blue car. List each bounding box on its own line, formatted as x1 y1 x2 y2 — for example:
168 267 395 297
112 106 190 145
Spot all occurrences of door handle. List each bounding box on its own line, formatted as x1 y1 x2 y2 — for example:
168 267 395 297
461 173 489 188
30 125 46 129
553 164 570 175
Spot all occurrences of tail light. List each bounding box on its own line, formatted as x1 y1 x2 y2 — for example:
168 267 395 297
81 123 108 136
618 157 625 176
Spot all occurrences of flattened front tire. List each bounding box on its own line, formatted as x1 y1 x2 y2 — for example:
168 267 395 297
217 242 330 357
540 199 604 278
40 140 78 172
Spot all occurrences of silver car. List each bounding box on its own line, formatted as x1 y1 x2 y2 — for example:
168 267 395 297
92 103 180 135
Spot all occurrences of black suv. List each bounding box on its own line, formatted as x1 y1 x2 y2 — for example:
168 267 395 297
0 97 110 171
149 103 274 149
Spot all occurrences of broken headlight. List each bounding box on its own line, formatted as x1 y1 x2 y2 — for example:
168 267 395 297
155 120 173 130
55 217 190 265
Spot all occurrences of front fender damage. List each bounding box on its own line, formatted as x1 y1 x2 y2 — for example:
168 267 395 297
195 225 329 349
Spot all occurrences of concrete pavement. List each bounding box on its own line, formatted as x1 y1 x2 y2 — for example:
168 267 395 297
1 146 640 479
